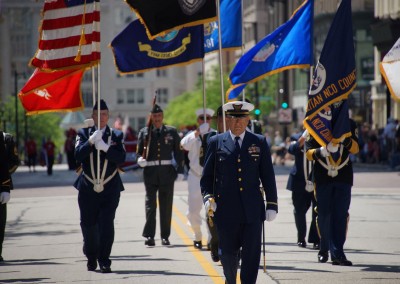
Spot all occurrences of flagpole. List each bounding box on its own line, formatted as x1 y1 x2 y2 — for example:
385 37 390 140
201 59 207 120
216 0 226 132
241 0 246 102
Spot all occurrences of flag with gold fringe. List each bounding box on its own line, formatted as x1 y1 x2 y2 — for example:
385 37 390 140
379 37 400 102
125 0 216 40
19 68 85 115
30 0 100 71
110 19 204 74
303 0 356 149
226 0 313 101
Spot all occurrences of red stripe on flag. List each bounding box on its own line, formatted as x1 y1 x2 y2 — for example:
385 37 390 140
38 32 100 50
31 53 100 70
41 11 100 30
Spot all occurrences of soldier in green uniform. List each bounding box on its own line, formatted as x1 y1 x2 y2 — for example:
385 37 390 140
137 104 185 246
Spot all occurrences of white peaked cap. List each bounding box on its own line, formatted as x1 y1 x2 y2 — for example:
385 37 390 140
195 108 215 117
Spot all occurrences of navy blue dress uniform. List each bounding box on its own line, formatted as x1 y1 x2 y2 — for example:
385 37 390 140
286 131 319 248
305 119 359 266
74 100 126 273
201 101 278 284
0 131 19 262
136 104 184 246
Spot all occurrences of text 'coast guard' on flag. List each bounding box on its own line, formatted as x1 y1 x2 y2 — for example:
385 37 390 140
110 19 204 74
30 0 100 71
126 0 216 40
303 0 356 147
19 68 85 115
226 0 313 100
204 0 241 53
379 37 400 102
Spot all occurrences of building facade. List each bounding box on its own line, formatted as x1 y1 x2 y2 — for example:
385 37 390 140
0 1 201 133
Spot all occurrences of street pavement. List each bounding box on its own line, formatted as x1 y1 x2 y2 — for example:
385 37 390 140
1 163 399 283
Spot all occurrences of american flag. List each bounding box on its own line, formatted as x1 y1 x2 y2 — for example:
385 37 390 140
30 0 100 71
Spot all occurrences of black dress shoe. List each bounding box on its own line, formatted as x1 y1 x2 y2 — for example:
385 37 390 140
318 251 329 263
297 240 307 248
332 257 353 266
87 259 97 271
161 238 170 246
145 237 155 247
313 243 320 250
100 265 112 273
211 249 220 262
194 241 202 249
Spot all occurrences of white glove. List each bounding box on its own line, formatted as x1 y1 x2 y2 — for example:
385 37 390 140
205 198 217 217
0 192 10 204
305 181 314 192
176 173 185 181
137 157 147 167
266 209 277 222
301 129 308 138
319 146 330 157
95 140 110 152
199 123 209 135
89 130 102 144
327 142 338 153
84 118 94 127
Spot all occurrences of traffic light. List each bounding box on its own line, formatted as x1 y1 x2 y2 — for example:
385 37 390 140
281 102 288 109
254 109 261 116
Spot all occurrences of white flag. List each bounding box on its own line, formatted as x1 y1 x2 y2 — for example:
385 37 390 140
380 37 400 102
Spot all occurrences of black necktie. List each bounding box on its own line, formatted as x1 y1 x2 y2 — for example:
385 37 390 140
156 129 161 138
235 136 240 153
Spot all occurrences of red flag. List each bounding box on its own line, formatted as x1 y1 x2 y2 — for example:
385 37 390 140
19 68 85 115
30 0 100 71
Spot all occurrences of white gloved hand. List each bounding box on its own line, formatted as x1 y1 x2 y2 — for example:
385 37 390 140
84 118 94 127
205 198 217 217
95 140 110 152
319 147 330 157
89 130 102 144
0 192 10 204
327 142 338 153
199 123 210 135
301 129 308 138
266 209 277 222
176 173 185 181
137 157 147 167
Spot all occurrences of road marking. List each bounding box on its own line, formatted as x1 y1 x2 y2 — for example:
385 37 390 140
172 205 225 284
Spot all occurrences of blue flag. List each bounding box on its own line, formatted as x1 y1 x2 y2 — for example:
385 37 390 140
226 0 313 100
110 20 204 74
304 0 356 147
204 0 241 53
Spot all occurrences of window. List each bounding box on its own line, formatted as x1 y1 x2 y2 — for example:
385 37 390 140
156 69 168 77
117 90 125 104
138 117 146 129
157 88 169 104
127 90 135 103
137 89 145 104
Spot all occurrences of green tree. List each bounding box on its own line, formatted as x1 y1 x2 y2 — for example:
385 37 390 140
164 65 279 128
1 97 64 157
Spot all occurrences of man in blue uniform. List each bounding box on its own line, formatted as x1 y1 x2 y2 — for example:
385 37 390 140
201 101 278 284
74 100 126 273
136 104 184 247
305 117 359 266
286 130 319 249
